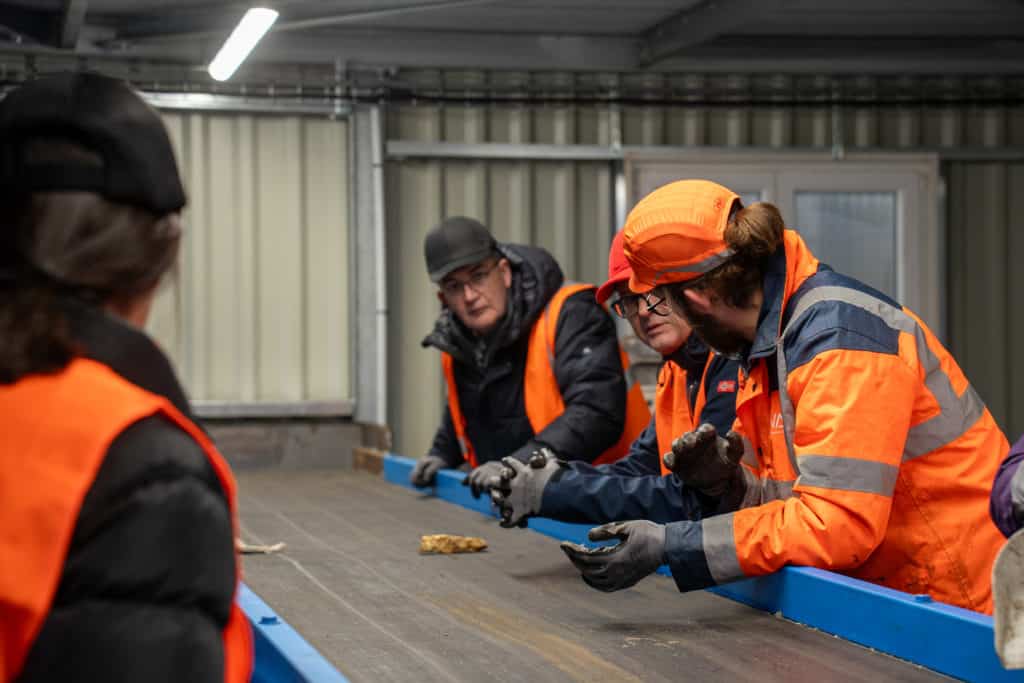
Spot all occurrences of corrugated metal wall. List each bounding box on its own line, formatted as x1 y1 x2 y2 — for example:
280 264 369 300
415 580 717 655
386 104 613 455
150 112 352 404
387 90 1024 455
947 161 1024 439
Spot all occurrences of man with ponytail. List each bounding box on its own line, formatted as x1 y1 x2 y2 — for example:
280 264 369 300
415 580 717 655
0 72 252 681
560 179 1007 613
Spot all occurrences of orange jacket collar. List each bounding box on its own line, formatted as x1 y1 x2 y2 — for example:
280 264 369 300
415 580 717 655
747 230 820 363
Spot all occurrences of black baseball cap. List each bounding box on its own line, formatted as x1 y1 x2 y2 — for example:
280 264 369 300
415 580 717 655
424 216 498 283
0 71 186 214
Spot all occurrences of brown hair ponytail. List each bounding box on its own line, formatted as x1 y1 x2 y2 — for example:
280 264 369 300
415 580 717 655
724 202 785 265
684 200 786 308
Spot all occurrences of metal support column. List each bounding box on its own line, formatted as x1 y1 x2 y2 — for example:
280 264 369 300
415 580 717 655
351 104 388 425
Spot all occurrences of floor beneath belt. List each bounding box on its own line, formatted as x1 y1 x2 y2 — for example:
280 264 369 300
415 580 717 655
237 469 947 683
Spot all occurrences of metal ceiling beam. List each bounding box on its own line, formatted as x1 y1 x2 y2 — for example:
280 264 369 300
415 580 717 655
3 29 1024 76
59 0 87 49
638 0 768 68
108 0 505 44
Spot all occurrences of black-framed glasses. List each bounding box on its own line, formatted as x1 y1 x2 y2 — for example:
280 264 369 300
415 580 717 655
610 291 669 319
440 261 500 298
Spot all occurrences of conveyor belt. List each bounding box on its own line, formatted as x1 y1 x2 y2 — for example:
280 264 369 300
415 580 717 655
237 469 947 682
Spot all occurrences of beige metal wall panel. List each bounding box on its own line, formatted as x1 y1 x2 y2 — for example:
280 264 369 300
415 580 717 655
303 119 351 401
150 112 351 405
386 159 445 456
947 161 1022 438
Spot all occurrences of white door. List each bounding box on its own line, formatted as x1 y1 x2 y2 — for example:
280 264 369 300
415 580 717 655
625 152 943 337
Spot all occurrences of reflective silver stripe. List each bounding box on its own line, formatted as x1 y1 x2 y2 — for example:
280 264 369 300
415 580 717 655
739 471 795 508
796 454 899 496
777 285 985 465
702 512 745 584
740 434 759 469
457 436 470 456
763 478 795 502
775 347 800 475
652 248 734 284
902 359 985 460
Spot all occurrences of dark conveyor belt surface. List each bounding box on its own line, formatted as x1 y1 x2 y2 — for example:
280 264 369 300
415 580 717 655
237 469 947 683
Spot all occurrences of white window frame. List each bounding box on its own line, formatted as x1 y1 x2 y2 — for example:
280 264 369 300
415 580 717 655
625 150 943 338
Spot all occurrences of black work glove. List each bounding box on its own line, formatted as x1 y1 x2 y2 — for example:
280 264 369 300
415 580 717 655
490 448 564 528
410 455 446 488
662 423 745 498
559 521 666 592
462 460 505 499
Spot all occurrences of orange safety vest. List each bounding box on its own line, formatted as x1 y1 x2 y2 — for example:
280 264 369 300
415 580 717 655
654 358 713 476
699 230 1007 613
442 283 650 468
0 358 253 681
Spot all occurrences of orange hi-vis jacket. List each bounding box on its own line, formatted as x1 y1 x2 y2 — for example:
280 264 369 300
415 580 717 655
442 283 650 468
0 358 253 681
654 358 713 476
662 230 1008 613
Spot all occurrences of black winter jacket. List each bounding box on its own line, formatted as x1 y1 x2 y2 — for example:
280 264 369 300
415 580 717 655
16 302 235 683
423 244 627 466
538 338 741 524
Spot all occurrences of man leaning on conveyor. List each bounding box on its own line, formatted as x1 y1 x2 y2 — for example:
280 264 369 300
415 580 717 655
0 72 252 681
489 230 741 528
560 179 1008 614
410 217 650 497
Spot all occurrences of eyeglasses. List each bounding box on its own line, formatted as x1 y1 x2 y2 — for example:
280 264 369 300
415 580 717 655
440 261 499 298
610 291 669 319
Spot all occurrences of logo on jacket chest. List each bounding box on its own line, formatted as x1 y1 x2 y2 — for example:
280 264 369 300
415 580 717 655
770 412 785 433
716 380 737 393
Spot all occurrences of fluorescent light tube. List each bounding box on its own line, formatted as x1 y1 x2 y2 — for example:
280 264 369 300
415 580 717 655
208 8 279 82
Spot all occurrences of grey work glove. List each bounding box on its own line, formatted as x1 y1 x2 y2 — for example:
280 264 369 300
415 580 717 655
490 448 565 528
662 423 745 498
410 455 446 488
559 521 666 593
462 460 506 499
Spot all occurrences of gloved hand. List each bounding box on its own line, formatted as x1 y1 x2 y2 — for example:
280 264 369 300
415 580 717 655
559 520 666 592
462 460 505 499
490 447 564 528
662 423 745 498
410 454 447 488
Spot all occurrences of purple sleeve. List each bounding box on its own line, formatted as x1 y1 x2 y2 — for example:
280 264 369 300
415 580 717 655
991 434 1024 537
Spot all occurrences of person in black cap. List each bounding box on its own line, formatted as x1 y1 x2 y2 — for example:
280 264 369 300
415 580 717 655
411 216 650 495
0 72 252 682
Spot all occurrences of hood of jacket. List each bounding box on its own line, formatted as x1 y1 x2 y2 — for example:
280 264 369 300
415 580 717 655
422 243 564 368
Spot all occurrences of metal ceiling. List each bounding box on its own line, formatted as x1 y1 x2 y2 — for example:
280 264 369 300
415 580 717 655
0 0 1022 82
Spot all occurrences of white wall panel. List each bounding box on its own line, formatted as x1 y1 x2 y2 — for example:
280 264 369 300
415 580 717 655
151 112 351 405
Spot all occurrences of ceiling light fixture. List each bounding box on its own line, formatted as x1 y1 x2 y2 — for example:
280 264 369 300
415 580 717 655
208 7 279 82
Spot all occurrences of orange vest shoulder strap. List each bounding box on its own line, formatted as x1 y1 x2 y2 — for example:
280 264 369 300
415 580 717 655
441 352 477 468
525 284 651 466
655 361 696 475
690 353 714 436
523 283 594 432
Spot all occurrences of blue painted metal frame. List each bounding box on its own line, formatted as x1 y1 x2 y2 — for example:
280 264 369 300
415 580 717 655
385 453 1023 683
237 583 350 683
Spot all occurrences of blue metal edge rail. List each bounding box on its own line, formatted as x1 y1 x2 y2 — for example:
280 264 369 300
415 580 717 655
237 583 350 683
383 452 1022 683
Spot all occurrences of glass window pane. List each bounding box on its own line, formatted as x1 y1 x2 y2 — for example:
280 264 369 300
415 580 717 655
794 191 897 298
